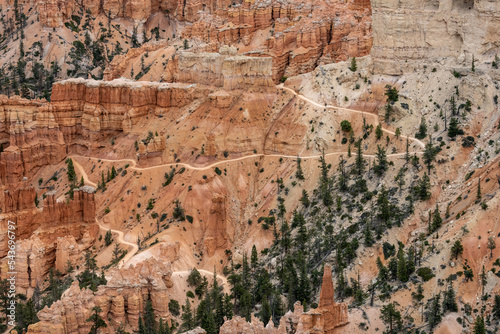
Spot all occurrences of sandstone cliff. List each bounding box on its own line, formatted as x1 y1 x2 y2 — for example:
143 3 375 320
0 188 98 292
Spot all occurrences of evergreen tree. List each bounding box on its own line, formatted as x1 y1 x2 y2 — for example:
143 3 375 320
431 203 442 233
473 316 485 334
112 243 122 263
380 303 402 334
477 177 481 201
448 117 463 138
349 57 357 72
105 229 113 246
442 283 458 313
416 117 427 139
428 293 442 330
416 173 431 201
377 185 391 224
295 156 304 180
493 295 500 319
396 245 408 282
86 306 107 334
66 158 76 182
423 138 437 174
181 298 195 331
251 245 258 270
354 139 365 175
376 257 389 281
451 239 463 259
375 124 383 140
373 145 388 176
260 295 272 324
487 236 496 258
364 223 374 247
300 189 310 207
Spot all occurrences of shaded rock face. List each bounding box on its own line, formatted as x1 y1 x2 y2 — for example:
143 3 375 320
26 258 174 334
371 0 500 74
0 189 98 292
219 265 348 333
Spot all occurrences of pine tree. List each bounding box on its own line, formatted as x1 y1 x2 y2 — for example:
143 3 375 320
376 257 389 281
423 138 437 174
112 243 122 263
473 316 485 334
416 117 427 139
477 177 481 201
451 239 463 259
377 185 391 224
86 306 107 334
300 189 310 207
66 158 76 182
442 283 458 313
318 151 332 206
354 139 365 175
448 117 463 138
416 173 431 201
428 293 442 330
295 156 304 180
380 303 402 334
396 245 408 282
373 145 388 176
181 298 195 331
431 203 442 233
364 222 374 247
349 57 357 72
251 245 258 270
375 124 383 140
493 295 500 319
260 295 272 324
105 229 113 246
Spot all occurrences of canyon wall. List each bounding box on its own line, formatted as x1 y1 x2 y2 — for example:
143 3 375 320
0 188 98 292
371 0 500 75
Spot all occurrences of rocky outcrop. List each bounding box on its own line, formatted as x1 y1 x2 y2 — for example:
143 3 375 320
50 78 201 143
0 188 98 292
26 258 174 334
163 47 273 91
371 0 500 75
0 96 64 187
219 265 348 334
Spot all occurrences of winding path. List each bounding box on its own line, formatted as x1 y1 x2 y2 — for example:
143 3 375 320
71 85 425 267
97 219 139 269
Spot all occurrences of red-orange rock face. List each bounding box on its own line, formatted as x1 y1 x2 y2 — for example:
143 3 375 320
0 188 98 292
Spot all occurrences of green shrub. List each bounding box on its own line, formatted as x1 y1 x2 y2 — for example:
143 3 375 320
417 267 435 281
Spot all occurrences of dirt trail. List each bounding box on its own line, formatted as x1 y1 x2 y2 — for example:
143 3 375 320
97 220 139 269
